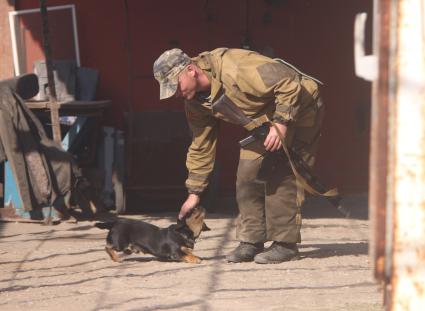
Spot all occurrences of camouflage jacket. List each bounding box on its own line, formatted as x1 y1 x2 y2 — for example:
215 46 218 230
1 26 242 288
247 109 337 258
184 48 321 194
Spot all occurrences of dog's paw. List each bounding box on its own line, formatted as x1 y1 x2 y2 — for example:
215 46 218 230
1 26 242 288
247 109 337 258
182 255 202 264
105 246 123 263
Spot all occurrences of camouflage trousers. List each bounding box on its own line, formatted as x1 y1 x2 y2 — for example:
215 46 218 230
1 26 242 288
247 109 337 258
236 157 301 243
236 103 324 243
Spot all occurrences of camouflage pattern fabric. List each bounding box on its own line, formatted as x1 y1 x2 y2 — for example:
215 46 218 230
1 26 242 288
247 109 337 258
153 48 191 99
182 48 321 194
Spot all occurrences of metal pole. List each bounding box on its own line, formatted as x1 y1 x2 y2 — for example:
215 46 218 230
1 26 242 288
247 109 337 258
369 0 392 286
123 0 133 183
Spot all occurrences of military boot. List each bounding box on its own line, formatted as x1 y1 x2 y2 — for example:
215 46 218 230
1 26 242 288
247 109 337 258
254 242 299 264
226 242 264 263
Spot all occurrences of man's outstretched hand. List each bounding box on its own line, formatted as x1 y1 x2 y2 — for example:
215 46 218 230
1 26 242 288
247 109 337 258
179 193 200 220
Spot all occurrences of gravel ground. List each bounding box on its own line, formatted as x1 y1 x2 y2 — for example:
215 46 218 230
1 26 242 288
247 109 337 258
0 197 383 311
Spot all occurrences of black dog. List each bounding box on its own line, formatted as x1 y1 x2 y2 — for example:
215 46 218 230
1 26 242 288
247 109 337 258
95 207 208 263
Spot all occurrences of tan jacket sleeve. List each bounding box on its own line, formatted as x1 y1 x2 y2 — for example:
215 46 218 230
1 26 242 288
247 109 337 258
184 101 219 194
272 77 302 123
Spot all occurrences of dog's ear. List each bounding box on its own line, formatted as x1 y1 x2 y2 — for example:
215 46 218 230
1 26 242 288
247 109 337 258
174 218 186 230
202 222 211 231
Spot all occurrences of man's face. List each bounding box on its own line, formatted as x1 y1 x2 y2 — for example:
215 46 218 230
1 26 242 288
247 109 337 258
175 65 197 100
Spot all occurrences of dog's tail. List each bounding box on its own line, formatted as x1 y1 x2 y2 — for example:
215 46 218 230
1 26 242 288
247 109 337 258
94 221 115 230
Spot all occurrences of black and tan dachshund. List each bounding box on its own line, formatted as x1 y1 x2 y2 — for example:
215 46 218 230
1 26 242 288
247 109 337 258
95 207 208 263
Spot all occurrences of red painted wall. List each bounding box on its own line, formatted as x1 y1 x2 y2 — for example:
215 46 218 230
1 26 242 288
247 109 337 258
17 0 130 129
16 0 372 195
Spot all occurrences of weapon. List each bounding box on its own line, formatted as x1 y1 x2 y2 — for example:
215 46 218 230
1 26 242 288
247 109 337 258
212 94 349 217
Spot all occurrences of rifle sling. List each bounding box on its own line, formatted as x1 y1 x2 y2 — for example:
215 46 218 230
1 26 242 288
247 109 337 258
270 120 339 206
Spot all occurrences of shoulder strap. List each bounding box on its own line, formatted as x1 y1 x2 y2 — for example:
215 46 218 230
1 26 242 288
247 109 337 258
274 58 324 85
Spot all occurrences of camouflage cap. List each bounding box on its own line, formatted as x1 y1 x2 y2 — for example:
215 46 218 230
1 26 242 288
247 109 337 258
153 48 191 100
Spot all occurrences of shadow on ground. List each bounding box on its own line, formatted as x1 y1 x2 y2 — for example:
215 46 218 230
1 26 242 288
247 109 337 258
120 193 368 221
189 193 369 220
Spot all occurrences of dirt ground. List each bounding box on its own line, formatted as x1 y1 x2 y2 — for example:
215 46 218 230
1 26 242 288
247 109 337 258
0 196 383 311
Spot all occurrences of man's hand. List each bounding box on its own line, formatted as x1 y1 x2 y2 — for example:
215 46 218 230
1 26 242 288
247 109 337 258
264 123 287 151
179 193 200 220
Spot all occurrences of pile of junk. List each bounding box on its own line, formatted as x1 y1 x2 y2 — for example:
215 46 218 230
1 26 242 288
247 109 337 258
0 62 123 224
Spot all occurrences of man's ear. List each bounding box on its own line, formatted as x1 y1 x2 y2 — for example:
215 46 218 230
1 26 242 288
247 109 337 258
186 64 197 78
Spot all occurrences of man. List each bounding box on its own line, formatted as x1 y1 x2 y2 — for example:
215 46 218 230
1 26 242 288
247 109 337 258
153 48 324 264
